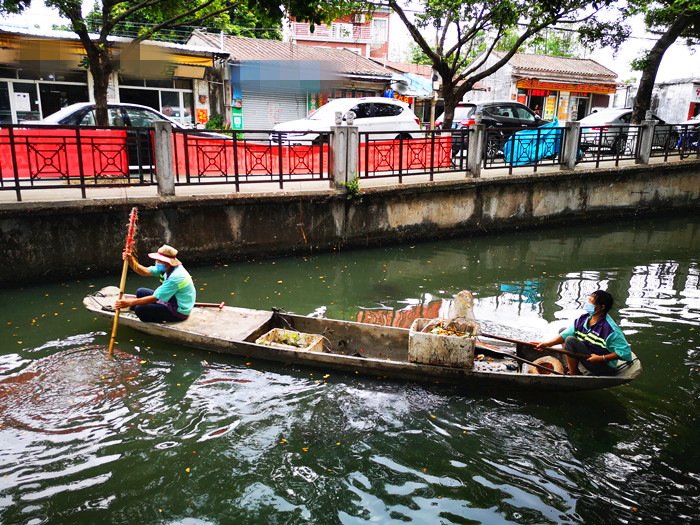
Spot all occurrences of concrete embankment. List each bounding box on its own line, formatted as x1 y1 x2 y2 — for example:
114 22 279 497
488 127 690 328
1 160 698 286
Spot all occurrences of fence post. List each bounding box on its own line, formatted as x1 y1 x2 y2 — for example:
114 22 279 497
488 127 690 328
330 124 347 190
636 112 655 165
154 121 175 196
467 123 485 178
561 121 581 171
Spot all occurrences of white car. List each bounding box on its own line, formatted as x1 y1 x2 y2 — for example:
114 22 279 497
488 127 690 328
271 97 421 144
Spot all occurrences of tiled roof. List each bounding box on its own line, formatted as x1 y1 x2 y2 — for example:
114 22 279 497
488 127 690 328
190 31 392 78
383 61 433 78
493 50 617 80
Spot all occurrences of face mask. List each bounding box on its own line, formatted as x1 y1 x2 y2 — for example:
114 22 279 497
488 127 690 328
155 262 167 273
584 303 597 315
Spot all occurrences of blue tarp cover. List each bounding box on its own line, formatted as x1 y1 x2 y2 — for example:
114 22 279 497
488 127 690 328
502 117 563 166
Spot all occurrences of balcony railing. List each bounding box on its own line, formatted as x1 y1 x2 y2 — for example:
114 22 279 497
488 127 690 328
292 22 386 43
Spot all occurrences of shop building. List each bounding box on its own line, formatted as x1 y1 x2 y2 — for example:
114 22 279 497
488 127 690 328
0 25 227 126
465 50 617 122
188 30 394 130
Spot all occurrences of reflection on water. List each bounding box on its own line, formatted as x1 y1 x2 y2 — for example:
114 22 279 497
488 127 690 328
0 215 698 523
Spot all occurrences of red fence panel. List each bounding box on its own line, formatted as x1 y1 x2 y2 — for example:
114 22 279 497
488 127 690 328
0 128 129 180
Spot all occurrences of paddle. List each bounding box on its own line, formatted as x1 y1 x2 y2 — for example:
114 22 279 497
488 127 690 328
480 332 589 359
475 341 565 375
108 207 138 355
195 301 225 310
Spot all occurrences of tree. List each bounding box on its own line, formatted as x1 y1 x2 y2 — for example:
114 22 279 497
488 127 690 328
0 0 30 14
626 1 700 123
17 0 352 125
387 0 614 129
73 1 283 42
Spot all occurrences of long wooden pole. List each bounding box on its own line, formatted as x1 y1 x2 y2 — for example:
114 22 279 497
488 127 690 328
108 207 138 355
480 332 589 359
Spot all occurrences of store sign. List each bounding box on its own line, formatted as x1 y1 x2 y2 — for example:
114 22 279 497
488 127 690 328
527 89 550 97
517 79 615 95
393 92 414 104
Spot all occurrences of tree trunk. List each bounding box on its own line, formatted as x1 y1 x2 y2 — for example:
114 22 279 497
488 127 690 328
631 12 693 124
88 49 114 126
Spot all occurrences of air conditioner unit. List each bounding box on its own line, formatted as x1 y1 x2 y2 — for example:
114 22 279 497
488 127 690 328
353 14 366 24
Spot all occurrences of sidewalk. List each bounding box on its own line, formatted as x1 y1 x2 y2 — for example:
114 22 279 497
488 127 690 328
0 155 688 205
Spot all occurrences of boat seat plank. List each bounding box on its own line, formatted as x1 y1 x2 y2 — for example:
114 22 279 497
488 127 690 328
180 307 273 342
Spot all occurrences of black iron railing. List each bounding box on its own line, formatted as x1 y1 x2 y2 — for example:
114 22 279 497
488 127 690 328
0 124 156 201
174 129 331 190
358 130 462 182
482 126 566 174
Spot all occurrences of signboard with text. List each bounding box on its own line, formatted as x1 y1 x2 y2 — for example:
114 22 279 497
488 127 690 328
517 79 615 95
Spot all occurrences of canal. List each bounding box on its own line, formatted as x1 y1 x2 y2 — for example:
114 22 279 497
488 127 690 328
1 214 698 524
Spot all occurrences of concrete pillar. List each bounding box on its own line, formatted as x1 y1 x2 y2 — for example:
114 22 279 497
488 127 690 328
331 125 348 189
346 124 359 181
154 121 175 196
636 118 655 165
561 121 581 171
467 124 485 178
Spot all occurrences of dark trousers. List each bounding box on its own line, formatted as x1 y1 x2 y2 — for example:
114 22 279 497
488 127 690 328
565 336 616 376
134 288 187 323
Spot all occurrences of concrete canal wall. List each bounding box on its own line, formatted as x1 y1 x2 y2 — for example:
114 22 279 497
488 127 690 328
1 160 698 285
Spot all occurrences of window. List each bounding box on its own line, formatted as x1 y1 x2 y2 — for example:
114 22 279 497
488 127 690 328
350 103 372 119
493 105 514 118
619 113 632 123
79 108 124 126
372 18 388 42
374 103 402 117
514 106 536 121
124 107 162 127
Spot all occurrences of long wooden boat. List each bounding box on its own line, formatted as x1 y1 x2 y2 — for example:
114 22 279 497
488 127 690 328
84 286 642 392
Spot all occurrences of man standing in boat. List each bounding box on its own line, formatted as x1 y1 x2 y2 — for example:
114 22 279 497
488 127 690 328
115 244 196 323
535 290 632 376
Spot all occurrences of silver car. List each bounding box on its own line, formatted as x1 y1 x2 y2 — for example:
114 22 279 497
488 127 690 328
579 108 678 154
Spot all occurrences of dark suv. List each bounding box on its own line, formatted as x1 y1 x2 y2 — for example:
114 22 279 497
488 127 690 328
441 102 548 158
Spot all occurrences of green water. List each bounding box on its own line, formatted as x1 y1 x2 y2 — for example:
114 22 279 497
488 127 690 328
1 215 698 524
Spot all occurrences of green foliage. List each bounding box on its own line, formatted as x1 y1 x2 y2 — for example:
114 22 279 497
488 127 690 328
0 0 30 14
205 113 226 129
343 177 362 202
390 0 614 129
409 43 434 65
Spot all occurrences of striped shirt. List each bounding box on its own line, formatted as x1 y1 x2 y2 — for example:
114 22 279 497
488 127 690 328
561 313 632 368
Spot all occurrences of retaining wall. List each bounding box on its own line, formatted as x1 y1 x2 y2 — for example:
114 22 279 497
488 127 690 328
1 161 698 285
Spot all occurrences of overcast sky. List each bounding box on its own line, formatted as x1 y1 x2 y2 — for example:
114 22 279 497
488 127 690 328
2 1 698 83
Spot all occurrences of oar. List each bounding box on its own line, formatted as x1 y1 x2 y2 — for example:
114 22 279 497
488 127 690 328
108 207 138 356
475 341 565 375
195 301 225 310
480 332 589 359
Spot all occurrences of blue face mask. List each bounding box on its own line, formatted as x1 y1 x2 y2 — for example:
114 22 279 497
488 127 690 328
584 303 597 315
155 262 167 273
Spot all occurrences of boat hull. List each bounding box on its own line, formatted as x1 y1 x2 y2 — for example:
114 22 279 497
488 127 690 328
84 287 642 392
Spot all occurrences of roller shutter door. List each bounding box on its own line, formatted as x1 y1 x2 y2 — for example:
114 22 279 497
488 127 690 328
241 88 307 131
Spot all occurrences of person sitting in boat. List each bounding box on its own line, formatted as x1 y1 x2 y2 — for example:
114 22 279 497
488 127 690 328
115 244 196 323
534 290 632 376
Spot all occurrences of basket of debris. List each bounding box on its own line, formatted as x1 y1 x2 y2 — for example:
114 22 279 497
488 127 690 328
255 329 324 353
409 318 476 368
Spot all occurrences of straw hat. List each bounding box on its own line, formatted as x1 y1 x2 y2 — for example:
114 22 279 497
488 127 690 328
148 245 181 266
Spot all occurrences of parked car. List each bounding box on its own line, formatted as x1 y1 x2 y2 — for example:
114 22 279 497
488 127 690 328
271 97 421 144
442 101 549 159
579 108 677 154
32 103 228 173
34 102 190 129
